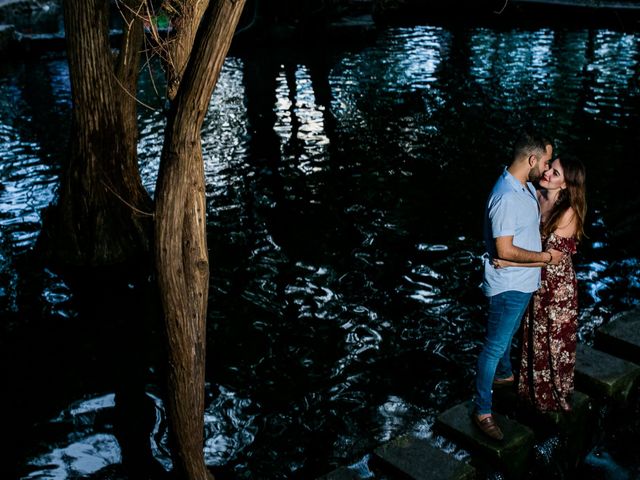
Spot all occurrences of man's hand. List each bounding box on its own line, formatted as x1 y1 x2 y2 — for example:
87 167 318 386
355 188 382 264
548 248 562 265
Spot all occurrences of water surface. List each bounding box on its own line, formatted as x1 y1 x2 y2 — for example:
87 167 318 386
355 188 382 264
1 24 639 479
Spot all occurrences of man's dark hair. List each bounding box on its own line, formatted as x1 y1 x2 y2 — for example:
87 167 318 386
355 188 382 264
512 131 552 160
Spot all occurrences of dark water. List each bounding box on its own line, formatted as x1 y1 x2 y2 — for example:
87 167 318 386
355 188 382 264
1 24 640 479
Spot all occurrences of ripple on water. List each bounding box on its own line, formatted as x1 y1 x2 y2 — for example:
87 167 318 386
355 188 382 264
24 394 121 479
1 22 640 480
24 433 121 480
203 386 258 466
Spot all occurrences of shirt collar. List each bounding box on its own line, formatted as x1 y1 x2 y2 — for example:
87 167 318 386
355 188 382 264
502 167 532 193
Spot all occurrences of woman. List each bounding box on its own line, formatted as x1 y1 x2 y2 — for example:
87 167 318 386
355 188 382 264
494 156 587 412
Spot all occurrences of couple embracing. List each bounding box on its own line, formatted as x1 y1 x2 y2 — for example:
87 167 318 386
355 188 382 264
473 131 587 441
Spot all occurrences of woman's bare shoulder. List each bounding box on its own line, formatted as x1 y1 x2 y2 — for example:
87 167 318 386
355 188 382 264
554 207 577 238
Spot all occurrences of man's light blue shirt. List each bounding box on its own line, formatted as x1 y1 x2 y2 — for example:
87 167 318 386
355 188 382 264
482 168 542 297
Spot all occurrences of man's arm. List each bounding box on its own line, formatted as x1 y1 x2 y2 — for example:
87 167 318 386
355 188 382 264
495 236 562 265
494 259 546 268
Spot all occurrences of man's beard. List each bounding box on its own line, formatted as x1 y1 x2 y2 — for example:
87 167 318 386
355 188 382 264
528 164 542 182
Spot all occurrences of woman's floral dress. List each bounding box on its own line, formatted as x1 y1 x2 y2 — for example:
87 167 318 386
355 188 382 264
518 232 578 412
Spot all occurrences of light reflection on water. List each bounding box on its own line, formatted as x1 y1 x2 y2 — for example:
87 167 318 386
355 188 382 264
23 395 121 480
24 433 121 480
203 386 258 466
585 31 639 123
1 23 639 479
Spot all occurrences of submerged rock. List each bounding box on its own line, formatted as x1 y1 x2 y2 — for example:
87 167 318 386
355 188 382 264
0 23 14 50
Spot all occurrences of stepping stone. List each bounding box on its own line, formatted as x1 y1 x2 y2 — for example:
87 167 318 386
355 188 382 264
372 435 475 480
595 310 640 365
543 390 593 429
495 388 596 469
494 386 593 431
316 466 361 480
435 401 534 478
575 344 640 404
544 391 596 464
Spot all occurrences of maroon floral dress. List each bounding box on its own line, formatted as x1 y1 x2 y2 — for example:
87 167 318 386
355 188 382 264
518 232 578 412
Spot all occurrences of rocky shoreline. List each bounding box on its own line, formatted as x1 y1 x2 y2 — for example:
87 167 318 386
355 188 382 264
0 0 61 57
0 0 61 32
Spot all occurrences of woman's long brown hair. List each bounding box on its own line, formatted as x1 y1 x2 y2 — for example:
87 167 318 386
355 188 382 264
541 156 587 242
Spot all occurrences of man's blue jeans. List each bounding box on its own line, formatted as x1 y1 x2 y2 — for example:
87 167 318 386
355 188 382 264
474 290 533 415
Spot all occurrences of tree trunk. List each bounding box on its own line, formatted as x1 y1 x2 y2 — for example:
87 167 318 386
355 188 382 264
50 0 151 266
154 1 246 478
165 0 211 101
115 0 147 174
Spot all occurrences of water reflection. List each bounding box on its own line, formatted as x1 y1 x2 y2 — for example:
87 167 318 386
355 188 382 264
1 22 639 479
22 391 171 479
584 31 639 124
24 395 121 479
26 433 121 479
274 64 330 175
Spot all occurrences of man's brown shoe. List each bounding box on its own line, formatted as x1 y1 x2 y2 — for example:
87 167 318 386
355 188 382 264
473 414 504 441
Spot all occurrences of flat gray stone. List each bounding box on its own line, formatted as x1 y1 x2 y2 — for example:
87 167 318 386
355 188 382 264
545 391 594 450
435 401 534 478
550 391 596 465
329 14 376 29
495 387 593 430
372 435 475 480
543 390 593 429
575 344 640 403
595 310 640 365
493 389 595 469
316 466 361 480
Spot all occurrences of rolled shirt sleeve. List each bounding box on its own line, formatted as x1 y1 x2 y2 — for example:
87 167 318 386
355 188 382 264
488 193 517 239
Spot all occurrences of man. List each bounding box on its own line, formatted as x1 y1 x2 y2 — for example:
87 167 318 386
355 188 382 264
473 132 562 440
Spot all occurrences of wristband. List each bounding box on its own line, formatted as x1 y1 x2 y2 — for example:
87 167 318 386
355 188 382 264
544 251 552 264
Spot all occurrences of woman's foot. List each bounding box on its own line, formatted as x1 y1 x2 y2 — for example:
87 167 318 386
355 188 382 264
492 374 515 386
473 413 504 440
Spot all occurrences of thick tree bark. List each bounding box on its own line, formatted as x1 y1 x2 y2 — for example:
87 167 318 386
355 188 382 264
51 0 151 266
154 1 246 478
165 0 211 101
115 0 147 170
